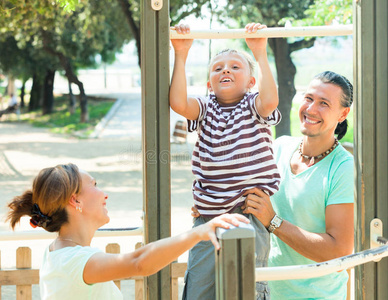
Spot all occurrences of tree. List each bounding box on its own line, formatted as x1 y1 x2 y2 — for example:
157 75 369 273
0 34 60 112
115 0 211 67
1 0 131 121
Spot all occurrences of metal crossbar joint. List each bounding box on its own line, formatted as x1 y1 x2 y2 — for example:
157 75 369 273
151 0 163 10
370 218 383 261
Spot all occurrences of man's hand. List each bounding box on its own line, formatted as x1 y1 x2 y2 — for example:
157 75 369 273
242 187 275 228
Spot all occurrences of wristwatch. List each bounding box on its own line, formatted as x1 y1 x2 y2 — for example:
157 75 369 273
267 214 283 233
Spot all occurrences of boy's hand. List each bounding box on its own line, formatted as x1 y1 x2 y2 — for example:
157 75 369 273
191 205 200 218
171 24 193 53
245 23 268 52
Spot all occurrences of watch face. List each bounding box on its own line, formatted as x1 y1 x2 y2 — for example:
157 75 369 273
272 215 282 227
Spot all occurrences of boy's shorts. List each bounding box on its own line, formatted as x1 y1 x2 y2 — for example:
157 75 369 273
182 206 270 300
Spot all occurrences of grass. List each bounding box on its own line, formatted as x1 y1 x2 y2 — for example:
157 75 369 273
17 95 115 138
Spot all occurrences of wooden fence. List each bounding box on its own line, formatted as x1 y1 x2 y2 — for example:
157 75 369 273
0 243 187 300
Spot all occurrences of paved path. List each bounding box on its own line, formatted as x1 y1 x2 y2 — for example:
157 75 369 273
0 91 195 299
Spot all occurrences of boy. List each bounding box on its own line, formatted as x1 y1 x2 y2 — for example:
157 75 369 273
170 23 281 299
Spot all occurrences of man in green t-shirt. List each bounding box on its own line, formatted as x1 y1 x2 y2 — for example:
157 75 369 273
242 71 354 299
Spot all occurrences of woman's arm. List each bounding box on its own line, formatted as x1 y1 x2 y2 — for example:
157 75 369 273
83 213 249 283
242 188 354 262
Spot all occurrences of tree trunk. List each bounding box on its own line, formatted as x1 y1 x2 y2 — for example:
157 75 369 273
117 0 141 67
78 83 88 123
42 33 88 122
268 38 296 137
68 81 76 114
42 69 55 115
62 61 88 122
20 80 26 108
29 73 44 112
6 76 16 96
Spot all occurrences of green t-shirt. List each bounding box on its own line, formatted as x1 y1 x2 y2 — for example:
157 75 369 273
268 136 354 300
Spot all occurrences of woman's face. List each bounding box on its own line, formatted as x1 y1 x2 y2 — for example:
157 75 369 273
77 171 110 227
299 79 350 139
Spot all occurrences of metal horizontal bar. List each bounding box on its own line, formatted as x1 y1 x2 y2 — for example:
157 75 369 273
0 227 143 241
170 25 353 40
256 243 388 281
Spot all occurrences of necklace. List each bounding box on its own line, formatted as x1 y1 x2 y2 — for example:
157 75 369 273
57 237 82 246
298 138 339 167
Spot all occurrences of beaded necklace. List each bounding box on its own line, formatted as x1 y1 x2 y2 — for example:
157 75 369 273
298 138 339 167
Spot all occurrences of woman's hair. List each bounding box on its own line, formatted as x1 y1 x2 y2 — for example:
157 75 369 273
209 49 256 77
313 71 353 140
6 163 82 232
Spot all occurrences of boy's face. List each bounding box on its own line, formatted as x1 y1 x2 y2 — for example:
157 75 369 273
207 52 255 105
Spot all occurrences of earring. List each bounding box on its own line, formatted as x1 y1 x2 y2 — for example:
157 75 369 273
76 206 83 213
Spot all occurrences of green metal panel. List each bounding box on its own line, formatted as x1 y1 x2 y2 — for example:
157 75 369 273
221 239 239 300
375 0 388 297
354 0 388 299
141 0 171 299
215 225 255 300
354 0 376 297
239 238 256 299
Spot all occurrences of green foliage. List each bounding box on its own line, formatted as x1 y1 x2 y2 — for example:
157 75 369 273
0 0 131 76
56 0 78 12
215 0 313 28
282 0 352 26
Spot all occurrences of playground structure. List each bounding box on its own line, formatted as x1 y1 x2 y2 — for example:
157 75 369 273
0 0 387 299
141 0 388 298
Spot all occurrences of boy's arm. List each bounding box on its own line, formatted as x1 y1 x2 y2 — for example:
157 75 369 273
170 25 200 120
245 23 279 118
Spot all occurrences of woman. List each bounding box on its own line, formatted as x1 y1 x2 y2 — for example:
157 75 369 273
242 71 354 299
7 163 248 300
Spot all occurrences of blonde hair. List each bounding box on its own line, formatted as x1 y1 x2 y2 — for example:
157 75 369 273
209 49 256 77
7 163 82 232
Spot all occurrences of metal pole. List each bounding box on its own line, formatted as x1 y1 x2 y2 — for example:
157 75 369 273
0 227 143 241
170 25 353 40
256 244 388 281
141 0 171 299
354 0 388 298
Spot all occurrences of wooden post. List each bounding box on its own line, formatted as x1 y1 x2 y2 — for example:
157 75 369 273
106 243 121 289
354 0 388 299
215 222 256 300
134 242 144 300
0 249 2 300
16 247 32 300
141 0 171 299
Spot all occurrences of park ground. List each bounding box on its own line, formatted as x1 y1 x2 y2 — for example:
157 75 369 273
0 89 196 299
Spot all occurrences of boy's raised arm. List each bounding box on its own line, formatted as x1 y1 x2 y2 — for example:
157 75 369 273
170 25 200 120
245 23 279 118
